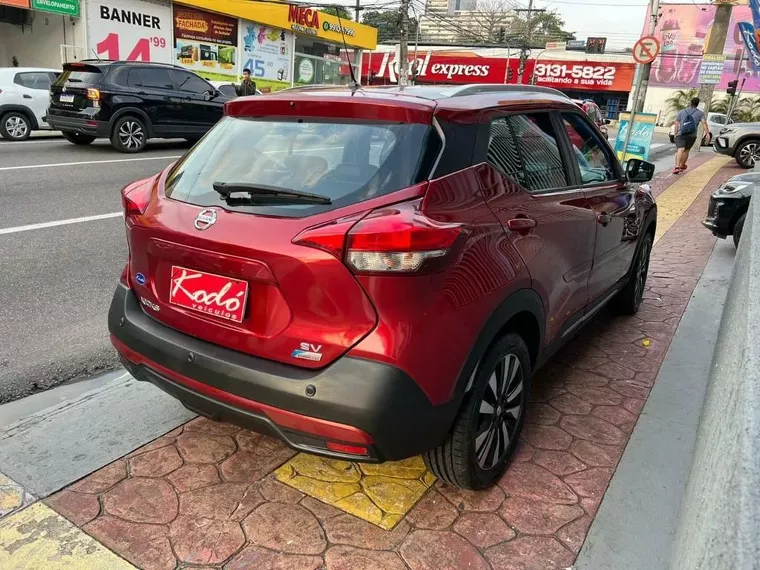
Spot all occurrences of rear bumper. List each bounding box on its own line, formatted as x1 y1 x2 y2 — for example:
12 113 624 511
46 111 110 137
108 284 455 462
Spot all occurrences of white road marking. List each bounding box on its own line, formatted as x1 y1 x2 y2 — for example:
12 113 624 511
0 212 121 235
0 155 181 172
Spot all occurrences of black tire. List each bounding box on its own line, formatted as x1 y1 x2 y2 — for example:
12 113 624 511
617 231 653 315
111 116 147 153
0 111 32 141
733 213 746 249
423 333 531 490
61 131 96 145
735 140 760 168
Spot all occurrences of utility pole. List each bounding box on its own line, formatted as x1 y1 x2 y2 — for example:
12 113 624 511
515 0 546 83
633 0 660 111
695 1 733 153
354 0 361 22
398 0 410 86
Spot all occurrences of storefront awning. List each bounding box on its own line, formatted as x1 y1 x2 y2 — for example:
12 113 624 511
176 0 378 50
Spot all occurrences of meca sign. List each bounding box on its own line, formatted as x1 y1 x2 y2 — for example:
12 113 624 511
375 51 494 83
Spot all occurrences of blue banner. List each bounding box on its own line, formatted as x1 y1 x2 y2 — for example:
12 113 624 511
739 21 760 71
615 113 657 162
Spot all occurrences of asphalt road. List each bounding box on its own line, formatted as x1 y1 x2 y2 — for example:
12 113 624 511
0 136 187 403
0 129 683 404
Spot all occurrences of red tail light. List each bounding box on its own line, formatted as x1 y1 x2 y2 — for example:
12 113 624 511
121 180 152 218
293 199 463 274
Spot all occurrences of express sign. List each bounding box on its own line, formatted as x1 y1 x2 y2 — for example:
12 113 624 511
363 51 508 84
532 61 635 91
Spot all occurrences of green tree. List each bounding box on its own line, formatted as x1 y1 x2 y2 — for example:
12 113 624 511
710 94 732 114
322 6 352 19
362 10 419 43
665 88 699 114
735 96 760 122
510 10 574 46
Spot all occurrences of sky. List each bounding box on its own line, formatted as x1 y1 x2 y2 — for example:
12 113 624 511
331 0 717 51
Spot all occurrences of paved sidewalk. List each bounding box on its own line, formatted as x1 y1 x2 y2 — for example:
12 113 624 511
0 156 741 569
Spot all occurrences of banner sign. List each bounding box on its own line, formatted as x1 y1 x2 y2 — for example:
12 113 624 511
0 0 30 8
615 112 658 162
241 22 292 92
87 0 173 63
699 53 727 83
173 5 238 80
532 61 636 92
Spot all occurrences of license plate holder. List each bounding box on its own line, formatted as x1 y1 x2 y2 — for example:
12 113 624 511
59 94 75 103
169 266 249 323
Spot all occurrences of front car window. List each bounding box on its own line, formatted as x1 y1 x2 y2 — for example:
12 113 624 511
487 113 570 192
165 117 439 218
562 112 617 185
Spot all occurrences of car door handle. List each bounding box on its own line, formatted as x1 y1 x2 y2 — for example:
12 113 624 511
597 213 612 226
506 217 537 234
23 94 32 99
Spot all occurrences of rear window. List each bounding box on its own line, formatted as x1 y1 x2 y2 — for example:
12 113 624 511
54 67 103 87
164 117 439 218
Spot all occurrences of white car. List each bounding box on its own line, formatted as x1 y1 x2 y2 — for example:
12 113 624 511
669 112 731 146
210 81 262 98
0 67 60 141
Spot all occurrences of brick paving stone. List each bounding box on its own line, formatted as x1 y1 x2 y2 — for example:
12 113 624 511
69 459 127 494
548 393 593 416
45 490 100 526
525 403 561 425
485 536 575 570
454 512 515 549
324 546 408 570
400 530 490 570
227 545 323 570
170 515 245 565
406 489 459 530
85 515 175 570
129 445 183 478
103 477 178 524
436 482 505 512
167 463 221 492
521 425 573 451
259 477 306 504
592 405 638 427
183 417 242 436
300 496 343 521
565 468 614 499
565 385 623 406
569 440 623 468
243 503 326 555
560 415 626 446
510 440 536 463
532 450 587 476
178 482 250 520
498 463 578 505
177 432 236 464
557 515 594 555
323 513 410 549
500 497 584 535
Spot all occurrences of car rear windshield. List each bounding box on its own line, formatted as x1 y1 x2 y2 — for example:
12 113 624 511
164 116 440 218
53 66 103 87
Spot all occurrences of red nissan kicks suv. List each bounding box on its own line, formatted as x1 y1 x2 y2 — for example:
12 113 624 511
109 84 656 490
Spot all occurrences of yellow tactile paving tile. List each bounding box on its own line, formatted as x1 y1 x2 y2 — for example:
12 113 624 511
0 503 135 569
275 454 436 530
654 155 731 244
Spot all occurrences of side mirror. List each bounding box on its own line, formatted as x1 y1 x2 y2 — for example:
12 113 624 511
625 158 655 183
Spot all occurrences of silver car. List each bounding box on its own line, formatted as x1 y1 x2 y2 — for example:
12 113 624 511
713 121 760 168
669 112 730 147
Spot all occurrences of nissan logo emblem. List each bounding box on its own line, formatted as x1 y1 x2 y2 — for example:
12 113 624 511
194 208 217 231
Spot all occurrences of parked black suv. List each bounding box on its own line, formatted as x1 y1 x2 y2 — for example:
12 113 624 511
47 61 231 153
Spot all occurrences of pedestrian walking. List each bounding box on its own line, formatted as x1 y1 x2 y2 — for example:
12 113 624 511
672 97 709 175
235 68 257 97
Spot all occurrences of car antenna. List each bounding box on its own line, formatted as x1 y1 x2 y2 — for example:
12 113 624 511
89 49 102 61
334 9 360 93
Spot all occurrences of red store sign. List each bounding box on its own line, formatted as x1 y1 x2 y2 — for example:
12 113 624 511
361 52 634 92
362 51 512 84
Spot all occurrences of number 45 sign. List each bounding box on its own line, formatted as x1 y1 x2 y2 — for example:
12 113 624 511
87 0 173 64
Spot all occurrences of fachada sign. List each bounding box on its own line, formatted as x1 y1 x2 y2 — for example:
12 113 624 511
531 60 635 91
363 51 509 84
288 6 319 35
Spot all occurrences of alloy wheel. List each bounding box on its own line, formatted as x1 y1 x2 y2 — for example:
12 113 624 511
739 142 760 166
475 353 524 470
119 121 145 150
5 116 28 139
634 239 651 306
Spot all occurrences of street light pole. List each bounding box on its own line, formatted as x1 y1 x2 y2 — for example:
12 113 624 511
398 0 410 86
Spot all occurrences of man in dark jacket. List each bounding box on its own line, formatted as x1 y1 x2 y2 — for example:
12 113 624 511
235 68 257 97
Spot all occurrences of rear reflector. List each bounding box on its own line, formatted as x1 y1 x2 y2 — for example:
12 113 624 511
326 442 369 456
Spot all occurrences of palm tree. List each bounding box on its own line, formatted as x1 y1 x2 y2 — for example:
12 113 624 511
711 95 732 114
665 88 699 114
735 96 760 122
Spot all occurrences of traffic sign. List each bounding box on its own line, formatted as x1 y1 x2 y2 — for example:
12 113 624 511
633 36 661 65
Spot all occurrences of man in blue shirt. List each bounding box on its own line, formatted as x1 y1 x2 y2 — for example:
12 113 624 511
673 97 709 174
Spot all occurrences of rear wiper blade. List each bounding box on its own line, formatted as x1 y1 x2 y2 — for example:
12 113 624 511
212 182 331 205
